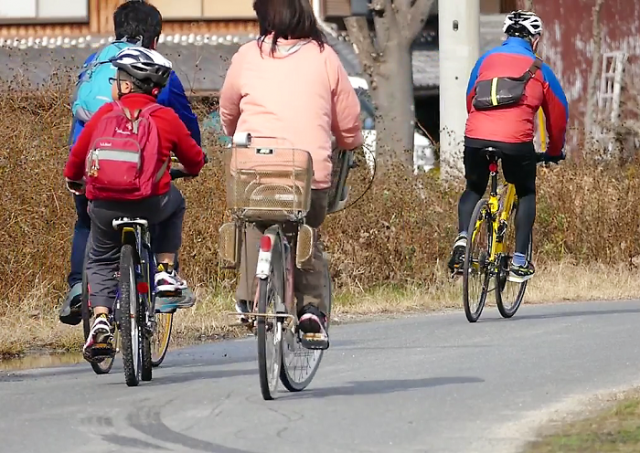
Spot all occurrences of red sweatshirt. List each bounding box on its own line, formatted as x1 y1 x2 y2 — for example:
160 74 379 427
64 94 205 199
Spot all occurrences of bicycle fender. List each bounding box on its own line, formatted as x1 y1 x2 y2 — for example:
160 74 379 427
255 232 277 280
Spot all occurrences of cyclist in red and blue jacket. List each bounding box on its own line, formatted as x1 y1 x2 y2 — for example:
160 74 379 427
448 10 568 283
59 0 201 325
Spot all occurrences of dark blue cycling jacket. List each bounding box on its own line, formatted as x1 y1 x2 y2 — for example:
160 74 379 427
69 52 201 148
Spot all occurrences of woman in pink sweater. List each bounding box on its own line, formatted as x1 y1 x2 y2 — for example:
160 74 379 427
219 0 363 341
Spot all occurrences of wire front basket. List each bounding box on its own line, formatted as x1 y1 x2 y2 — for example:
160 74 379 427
225 142 314 222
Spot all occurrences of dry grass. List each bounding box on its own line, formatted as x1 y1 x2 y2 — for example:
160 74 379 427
3 79 640 358
524 391 640 453
2 262 639 360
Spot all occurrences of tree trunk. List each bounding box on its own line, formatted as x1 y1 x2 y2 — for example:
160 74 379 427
584 0 605 146
345 0 436 176
370 40 415 169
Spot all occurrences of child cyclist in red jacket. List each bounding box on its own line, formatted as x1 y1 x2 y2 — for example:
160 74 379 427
63 47 205 357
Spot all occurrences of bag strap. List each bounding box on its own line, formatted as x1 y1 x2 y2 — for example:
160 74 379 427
519 57 543 82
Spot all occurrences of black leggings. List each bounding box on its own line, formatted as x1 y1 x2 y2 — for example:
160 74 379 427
458 144 537 255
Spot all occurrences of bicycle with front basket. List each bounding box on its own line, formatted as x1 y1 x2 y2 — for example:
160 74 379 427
462 148 558 323
220 133 356 400
78 157 192 383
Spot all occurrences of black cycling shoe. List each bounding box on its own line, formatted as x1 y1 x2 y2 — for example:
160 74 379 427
298 305 326 334
298 305 329 350
447 235 467 275
508 261 536 283
59 282 83 326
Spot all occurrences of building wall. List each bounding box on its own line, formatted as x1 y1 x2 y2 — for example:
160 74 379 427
0 0 258 38
527 0 640 134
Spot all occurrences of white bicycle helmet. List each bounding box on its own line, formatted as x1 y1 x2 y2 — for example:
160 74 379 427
110 46 173 88
503 10 543 38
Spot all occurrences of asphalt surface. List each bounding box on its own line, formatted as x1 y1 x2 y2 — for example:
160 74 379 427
2 300 640 453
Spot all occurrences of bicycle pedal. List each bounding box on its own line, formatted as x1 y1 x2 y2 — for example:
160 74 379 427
84 344 115 363
156 290 182 299
300 333 330 350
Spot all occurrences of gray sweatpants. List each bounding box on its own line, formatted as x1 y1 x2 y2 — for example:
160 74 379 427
236 189 330 315
86 184 186 309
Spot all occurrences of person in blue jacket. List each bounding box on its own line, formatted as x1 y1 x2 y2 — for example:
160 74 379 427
60 0 202 325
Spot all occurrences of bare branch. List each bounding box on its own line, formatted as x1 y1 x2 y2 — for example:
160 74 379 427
344 17 378 83
372 0 397 50
407 0 436 42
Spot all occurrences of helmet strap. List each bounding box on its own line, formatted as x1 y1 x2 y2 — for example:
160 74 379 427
116 72 126 99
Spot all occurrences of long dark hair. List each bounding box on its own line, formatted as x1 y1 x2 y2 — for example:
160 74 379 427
253 0 326 56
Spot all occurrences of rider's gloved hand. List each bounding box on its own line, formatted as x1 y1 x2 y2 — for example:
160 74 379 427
543 150 566 164
65 178 85 195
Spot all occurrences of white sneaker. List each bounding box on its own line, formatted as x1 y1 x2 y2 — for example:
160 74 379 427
155 269 188 294
83 314 113 358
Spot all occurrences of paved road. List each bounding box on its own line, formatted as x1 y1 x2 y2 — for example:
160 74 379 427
2 300 640 453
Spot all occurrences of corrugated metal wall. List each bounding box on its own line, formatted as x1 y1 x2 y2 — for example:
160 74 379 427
523 0 640 131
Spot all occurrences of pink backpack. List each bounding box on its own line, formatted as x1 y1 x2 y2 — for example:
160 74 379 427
85 101 166 200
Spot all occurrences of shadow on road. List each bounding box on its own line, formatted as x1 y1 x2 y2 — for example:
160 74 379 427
0 365 91 382
103 367 256 387
281 376 484 400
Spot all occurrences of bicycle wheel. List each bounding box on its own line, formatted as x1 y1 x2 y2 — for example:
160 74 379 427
463 199 493 323
151 312 173 367
118 244 142 387
496 201 533 318
256 246 284 401
280 254 332 392
81 257 117 375
140 296 152 382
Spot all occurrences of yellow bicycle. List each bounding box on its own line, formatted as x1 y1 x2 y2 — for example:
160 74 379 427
462 148 551 323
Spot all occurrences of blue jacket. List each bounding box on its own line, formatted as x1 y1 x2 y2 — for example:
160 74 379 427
69 52 201 147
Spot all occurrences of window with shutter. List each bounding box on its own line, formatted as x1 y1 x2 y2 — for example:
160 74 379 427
0 0 88 22
324 0 351 18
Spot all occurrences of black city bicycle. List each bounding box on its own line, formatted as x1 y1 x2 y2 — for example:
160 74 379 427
77 159 194 384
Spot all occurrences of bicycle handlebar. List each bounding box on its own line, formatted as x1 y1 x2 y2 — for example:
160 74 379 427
535 152 564 165
169 153 208 180
65 154 207 194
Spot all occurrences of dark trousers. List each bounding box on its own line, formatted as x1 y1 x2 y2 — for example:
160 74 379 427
458 140 537 255
68 194 91 288
68 193 181 290
86 185 186 309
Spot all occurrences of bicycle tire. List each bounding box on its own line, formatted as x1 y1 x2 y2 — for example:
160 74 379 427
256 235 284 401
140 300 152 382
280 256 332 392
495 206 533 319
118 244 142 387
151 313 174 367
463 199 493 323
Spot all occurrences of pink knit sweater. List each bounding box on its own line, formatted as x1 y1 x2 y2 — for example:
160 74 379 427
219 37 364 189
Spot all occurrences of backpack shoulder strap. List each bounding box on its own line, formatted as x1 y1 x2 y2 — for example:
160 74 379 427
112 101 135 121
140 103 164 115
522 57 543 80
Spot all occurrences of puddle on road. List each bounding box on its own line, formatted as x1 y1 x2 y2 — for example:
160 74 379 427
0 352 85 371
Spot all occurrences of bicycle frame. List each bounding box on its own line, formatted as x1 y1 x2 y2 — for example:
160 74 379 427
471 158 518 263
253 223 297 327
